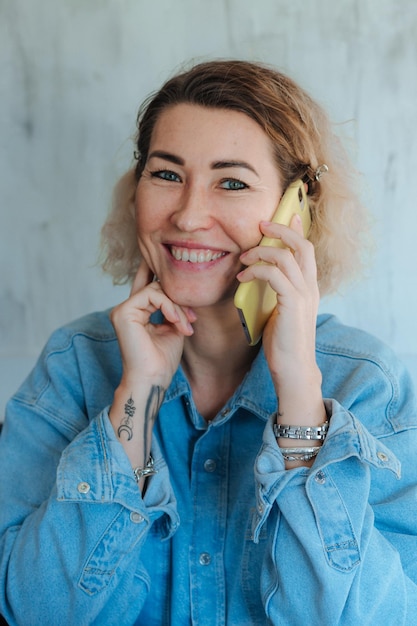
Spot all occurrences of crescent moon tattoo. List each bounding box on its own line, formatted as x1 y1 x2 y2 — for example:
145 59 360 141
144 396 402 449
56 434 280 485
117 424 133 441
117 395 136 441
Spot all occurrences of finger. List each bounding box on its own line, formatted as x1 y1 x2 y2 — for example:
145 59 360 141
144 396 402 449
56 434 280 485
238 230 317 288
258 220 315 272
128 283 195 335
130 257 154 296
159 300 195 336
184 306 198 323
240 236 314 271
289 213 304 236
145 283 197 327
259 219 307 249
237 253 302 293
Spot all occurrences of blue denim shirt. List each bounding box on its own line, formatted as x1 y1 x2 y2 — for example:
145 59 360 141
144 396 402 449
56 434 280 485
1 311 417 625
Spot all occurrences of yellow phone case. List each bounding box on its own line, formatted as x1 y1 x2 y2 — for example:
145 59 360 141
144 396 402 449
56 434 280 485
234 179 311 345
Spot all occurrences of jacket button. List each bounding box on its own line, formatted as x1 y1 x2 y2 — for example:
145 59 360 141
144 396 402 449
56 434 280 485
199 552 211 566
314 471 326 484
204 459 217 472
130 512 144 524
77 482 90 494
377 451 389 463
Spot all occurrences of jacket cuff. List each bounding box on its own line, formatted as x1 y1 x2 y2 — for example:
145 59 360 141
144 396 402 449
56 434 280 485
56 408 179 538
252 399 400 541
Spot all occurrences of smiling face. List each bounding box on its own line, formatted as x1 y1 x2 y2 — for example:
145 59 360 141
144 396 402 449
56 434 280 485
135 103 283 309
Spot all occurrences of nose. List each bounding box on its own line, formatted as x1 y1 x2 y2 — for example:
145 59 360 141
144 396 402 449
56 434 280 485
170 184 215 232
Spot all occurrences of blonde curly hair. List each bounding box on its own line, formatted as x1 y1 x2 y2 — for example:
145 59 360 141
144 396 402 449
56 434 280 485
101 59 370 295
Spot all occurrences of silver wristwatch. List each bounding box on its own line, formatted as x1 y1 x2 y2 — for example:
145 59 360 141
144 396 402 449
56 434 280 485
273 421 329 441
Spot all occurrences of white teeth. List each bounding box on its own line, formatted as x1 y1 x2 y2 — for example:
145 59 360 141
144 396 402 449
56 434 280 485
170 246 225 263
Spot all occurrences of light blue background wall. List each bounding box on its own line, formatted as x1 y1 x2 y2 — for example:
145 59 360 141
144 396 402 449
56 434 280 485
1 0 417 418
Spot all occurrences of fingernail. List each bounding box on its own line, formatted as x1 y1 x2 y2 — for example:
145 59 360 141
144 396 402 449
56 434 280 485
186 307 197 321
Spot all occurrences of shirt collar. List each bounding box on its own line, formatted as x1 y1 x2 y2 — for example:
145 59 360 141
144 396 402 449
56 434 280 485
163 347 277 426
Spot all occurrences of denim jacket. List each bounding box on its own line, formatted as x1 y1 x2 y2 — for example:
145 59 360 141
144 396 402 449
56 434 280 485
0 311 417 625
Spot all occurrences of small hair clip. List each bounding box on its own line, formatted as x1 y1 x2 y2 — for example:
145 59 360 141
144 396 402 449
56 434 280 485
315 164 329 181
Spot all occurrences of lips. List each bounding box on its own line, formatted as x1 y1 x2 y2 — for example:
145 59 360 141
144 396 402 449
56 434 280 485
170 246 227 263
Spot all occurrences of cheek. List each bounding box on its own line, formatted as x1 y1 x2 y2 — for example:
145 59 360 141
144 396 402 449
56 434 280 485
134 199 153 260
135 189 161 244
135 213 150 241
230 213 263 252
135 182 174 233
134 195 166 274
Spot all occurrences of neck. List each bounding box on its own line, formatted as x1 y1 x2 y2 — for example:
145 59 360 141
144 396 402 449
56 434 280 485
181 300 260 418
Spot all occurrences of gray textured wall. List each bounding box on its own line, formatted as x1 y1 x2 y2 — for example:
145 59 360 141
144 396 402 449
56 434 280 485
1 0 417 417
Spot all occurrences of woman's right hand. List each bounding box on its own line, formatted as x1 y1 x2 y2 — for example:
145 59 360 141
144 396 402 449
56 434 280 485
110 258 196 390
109 259 196 478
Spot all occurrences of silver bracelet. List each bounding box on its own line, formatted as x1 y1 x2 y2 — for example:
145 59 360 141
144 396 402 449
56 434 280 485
133 455 158 482
280 446 321 462
274 420 329 441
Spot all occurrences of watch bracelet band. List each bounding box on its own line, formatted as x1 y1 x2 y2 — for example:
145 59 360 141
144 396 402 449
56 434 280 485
133 455 158 482
274 420 329 441
280 446 322 462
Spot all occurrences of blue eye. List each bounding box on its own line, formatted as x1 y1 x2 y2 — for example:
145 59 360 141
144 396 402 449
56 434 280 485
151 170 181 182
220 179 247 190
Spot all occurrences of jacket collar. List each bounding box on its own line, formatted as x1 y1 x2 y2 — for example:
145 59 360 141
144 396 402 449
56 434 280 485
163 347 277 428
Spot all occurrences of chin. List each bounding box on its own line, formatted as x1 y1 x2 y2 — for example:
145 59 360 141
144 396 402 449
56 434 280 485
161 280 237 310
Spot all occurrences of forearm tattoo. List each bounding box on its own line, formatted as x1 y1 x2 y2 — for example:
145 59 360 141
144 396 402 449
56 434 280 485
117 395 136 441
143 385 165 461
116 386 165 455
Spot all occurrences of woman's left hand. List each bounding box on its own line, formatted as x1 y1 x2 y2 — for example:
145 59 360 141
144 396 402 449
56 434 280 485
237 215 324 421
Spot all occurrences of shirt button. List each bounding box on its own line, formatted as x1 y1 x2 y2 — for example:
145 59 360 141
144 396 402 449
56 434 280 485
204 459 217 473
77 482 90 494
377 451 389 463
199 552 211 566
220 408 230 417
130 512 144 524
315 471 326 484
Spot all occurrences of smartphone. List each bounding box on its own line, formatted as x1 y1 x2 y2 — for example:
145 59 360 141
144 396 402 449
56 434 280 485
233 179 311 345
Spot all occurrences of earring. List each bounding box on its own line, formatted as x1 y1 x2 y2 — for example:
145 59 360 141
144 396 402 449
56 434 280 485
315 164 329 181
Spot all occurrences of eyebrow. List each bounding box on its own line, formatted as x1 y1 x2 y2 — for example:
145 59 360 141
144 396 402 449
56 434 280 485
148 151 259 176
148 151 184 165
211 160 259 176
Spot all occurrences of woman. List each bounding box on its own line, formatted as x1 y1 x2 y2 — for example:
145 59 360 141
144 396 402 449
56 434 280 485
1 60 416 625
